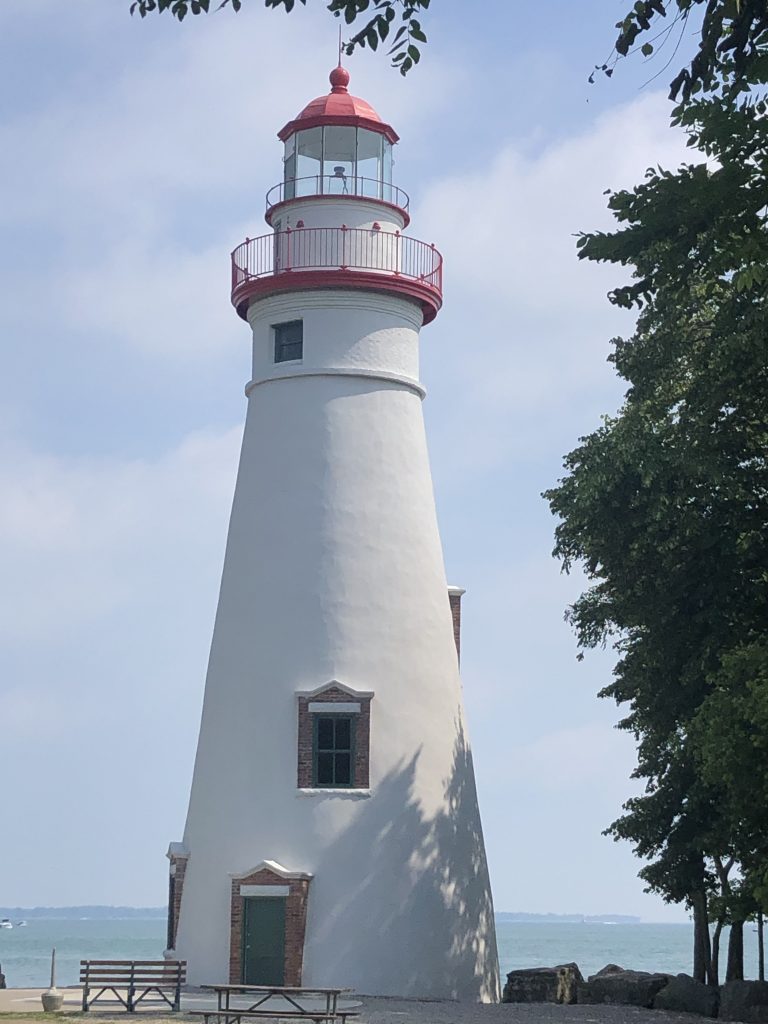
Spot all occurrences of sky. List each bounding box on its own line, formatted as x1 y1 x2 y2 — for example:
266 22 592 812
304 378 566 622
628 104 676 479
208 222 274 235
0 0 700 922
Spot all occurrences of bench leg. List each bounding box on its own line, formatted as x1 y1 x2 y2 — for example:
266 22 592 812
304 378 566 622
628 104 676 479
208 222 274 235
82 987 89 1012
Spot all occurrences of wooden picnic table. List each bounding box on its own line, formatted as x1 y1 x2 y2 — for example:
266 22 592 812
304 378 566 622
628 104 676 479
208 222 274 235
199 984 355 1023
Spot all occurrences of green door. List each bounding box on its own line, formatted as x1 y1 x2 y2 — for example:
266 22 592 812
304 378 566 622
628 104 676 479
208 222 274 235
242 897 286 985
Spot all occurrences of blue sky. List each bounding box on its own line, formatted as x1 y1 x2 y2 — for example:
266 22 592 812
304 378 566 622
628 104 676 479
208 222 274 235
0 0 699 921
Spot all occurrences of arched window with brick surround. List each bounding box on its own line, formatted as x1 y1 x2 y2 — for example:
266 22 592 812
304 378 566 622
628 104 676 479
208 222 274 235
296 682 373 791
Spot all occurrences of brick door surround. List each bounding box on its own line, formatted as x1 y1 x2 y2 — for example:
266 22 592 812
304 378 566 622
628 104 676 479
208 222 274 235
230 861 313 985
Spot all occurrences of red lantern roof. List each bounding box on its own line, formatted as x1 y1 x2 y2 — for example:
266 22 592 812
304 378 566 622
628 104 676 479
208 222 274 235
277 66 399 144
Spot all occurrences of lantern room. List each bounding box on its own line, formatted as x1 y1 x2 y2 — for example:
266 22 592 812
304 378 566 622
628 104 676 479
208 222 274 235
267 65 408 213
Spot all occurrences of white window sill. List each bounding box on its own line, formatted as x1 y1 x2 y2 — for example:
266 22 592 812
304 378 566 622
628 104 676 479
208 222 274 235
296 788 371 799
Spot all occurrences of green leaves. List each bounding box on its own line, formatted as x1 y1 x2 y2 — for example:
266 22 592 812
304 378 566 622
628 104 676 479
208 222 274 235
546 91 768 934
130 0 429 74
131 0 250 16
609 0 768 105
332 1 428 74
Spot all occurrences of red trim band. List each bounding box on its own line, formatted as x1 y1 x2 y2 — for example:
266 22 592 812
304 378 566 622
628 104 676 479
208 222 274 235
232 269 441 325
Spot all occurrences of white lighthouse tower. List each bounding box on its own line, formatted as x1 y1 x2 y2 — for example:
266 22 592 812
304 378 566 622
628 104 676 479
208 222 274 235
167 65 499 1002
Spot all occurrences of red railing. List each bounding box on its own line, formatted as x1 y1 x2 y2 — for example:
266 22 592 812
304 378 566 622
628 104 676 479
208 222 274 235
265 176 410 213
231 226 442 296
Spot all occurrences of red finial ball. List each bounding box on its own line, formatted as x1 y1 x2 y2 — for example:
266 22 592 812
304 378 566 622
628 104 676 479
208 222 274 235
330 65 350 93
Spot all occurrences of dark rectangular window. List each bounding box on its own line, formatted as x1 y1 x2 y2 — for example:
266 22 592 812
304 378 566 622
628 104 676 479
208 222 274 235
274 320 303 363
314 715 353 787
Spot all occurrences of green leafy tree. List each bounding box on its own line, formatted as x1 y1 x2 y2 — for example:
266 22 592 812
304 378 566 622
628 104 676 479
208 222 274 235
544 90 768 977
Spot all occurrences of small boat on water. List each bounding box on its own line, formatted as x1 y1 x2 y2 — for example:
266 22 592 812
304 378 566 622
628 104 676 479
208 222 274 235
0 919 12 929
16 920 27 927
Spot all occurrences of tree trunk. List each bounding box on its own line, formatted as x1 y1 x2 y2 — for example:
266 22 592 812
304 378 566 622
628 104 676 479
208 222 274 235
710 855 735 987
711 918 724 986
693 893 711 984
726 920 744 981
758 911 765 983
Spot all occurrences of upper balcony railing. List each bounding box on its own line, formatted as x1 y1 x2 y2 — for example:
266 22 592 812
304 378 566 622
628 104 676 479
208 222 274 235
266 176 410 215
231 225 443 324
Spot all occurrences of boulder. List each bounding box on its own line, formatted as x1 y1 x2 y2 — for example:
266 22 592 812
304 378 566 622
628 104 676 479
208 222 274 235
720 980 768 1022
654 973 719 1017
594 964 627 977
582 967 671 1007
503 963 584 1004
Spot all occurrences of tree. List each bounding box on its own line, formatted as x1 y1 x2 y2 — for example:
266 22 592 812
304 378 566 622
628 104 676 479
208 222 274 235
609 0 768 101
544 90 768 976
128 0 768 90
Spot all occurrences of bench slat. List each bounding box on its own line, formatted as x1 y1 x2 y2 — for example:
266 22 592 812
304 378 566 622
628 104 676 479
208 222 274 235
81 976 186 982
81 978 185 984
81 970 186 975
81 960 185 966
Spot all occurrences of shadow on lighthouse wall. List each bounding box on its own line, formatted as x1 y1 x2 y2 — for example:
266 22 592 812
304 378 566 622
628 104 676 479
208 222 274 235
306 719 499 1001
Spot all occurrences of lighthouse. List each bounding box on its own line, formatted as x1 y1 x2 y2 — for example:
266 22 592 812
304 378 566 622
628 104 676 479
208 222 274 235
166 65 499 1002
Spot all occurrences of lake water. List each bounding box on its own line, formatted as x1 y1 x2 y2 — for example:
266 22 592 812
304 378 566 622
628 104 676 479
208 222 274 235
0 918 761 989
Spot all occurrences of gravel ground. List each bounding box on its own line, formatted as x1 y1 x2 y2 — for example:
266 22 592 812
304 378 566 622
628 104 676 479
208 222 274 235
0 992 708 1024
357 998 703 1024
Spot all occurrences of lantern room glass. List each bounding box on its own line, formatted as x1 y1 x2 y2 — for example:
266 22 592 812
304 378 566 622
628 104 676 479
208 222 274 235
323 126 356 195
357 130 383 198
295 126 323 197
283 127 394 202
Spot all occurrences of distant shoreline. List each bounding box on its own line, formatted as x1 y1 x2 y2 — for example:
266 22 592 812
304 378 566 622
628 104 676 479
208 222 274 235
496 913 642 924
0 906 166 920
0 906 658 924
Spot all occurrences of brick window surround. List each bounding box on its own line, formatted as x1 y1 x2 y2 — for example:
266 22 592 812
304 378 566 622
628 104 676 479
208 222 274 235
229 862 312 985
297 683 373 789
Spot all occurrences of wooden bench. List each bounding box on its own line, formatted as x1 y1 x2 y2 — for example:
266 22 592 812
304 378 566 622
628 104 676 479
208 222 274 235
80 959 186 1012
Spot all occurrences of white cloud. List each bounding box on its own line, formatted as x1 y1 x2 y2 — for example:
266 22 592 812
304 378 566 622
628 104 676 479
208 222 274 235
60 231 245 358
419 92 688 309
0 427 240 643
417 92 694 480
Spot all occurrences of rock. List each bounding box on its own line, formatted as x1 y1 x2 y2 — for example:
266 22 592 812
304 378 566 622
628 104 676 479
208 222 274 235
594 964 627 977
582 967 671 1007
654 973 719 1017
503 963 584 1004
720 980 768 1022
